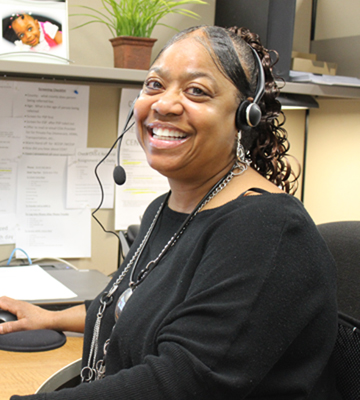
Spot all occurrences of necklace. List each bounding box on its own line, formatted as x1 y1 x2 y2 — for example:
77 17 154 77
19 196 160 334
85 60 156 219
81 160 247 382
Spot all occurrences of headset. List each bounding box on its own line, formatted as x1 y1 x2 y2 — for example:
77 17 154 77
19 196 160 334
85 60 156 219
113 47 265 185
90 93 140 261
90 42 266 266
92 45 265 259
113 93 141 185
235 46 265 131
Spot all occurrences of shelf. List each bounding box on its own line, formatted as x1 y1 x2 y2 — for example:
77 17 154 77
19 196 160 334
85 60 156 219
281 80 360 100
0 60 147 86
1 60 360 99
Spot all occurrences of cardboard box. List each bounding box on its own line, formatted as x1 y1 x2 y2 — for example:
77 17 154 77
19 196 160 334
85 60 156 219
291 57 337 75
292 51 317 61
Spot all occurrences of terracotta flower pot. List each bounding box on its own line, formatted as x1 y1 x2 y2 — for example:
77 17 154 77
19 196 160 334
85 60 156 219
109 36 157 70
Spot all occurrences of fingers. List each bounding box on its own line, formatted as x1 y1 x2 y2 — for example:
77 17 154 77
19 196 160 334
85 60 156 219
0 296 52 334
0 296 22 314
0 297 25 335
0 297 86 334
0 296 29 325
0 319 27 335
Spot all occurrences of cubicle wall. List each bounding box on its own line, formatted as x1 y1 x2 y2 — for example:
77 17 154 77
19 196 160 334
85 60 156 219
304 98 360 224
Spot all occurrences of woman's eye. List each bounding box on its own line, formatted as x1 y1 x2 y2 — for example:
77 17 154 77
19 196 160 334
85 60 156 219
187 87 207 96
28 27 32 32
145 80 163 90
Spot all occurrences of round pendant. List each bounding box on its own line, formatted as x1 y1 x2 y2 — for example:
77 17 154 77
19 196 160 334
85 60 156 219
114 288 133 321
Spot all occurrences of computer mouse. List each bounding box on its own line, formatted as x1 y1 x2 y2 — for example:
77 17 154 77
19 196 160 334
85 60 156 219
0 309 17 323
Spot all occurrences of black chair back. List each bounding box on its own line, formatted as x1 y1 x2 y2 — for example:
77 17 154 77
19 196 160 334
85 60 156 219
317 221 360 398
333 312 360 400
317 221 360 320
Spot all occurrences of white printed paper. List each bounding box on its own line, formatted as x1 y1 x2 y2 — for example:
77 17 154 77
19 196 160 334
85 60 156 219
0 80 91 252
16 155 91 258
13 81 89 156
0 265 77 301
0 161 17 215
0 117 23 160
0 214 18 245
0 81 14 117
66 148 115 209
0 118 22 216
114 89 169 230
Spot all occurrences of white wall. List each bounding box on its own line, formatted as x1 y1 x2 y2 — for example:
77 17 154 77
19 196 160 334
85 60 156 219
310 0 360 78
281 109 306 201
315 0 360 40
304 99 360 224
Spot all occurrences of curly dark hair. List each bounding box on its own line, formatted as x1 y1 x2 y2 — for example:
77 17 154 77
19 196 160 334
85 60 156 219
154 25 299 194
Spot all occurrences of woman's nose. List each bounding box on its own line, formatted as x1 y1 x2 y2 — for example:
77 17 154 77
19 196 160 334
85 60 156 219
150 91 184 116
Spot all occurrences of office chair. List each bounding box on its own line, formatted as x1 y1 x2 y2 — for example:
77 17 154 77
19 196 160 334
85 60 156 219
35 358 82 394
126 224 140 246
317 221 360 399
119 224 141 259
332 312 360 400
317 221 360 320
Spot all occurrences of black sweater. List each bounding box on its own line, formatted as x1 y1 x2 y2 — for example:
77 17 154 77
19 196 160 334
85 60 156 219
12 192 340 399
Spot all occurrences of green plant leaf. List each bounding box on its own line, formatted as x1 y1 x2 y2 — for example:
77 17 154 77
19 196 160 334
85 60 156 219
71 0 208 38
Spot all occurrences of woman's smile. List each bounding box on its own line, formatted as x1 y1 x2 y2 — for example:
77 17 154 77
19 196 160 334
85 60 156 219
152 127 187 140
146 123 189 149
134 35 239 181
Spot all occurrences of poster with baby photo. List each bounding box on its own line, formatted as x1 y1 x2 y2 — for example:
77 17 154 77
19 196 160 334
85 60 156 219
0 0 69 64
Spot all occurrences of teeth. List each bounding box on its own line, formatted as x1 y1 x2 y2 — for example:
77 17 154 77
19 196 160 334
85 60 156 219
152 127 186 139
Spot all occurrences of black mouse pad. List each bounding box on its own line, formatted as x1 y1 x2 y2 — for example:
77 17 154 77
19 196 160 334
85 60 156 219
0 329 66 352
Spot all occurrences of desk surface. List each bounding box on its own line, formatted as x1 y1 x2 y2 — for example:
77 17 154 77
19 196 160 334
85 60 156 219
0 336 83 400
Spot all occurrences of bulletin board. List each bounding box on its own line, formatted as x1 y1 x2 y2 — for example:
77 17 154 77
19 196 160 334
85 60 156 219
0 82 168 275
0 79 91 258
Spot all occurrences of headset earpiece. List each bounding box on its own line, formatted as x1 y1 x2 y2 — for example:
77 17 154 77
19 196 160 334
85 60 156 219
235 46 265 131
235 100 262 131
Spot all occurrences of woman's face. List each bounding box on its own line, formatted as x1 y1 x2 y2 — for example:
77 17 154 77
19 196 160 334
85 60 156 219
134 36 240 182
12 15 40 47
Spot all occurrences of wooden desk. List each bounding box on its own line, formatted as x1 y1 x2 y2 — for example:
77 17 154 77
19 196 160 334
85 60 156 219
0 336 83 400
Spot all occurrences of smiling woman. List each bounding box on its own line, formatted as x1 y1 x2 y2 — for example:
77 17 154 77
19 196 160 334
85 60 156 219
2 25 340 400
134 37 239 195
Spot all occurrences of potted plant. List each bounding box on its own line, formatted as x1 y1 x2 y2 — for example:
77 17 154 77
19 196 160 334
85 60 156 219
71 0 208 69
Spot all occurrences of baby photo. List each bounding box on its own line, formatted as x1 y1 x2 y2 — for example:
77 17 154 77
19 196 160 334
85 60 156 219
0 0 68 63
4 13 62 51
